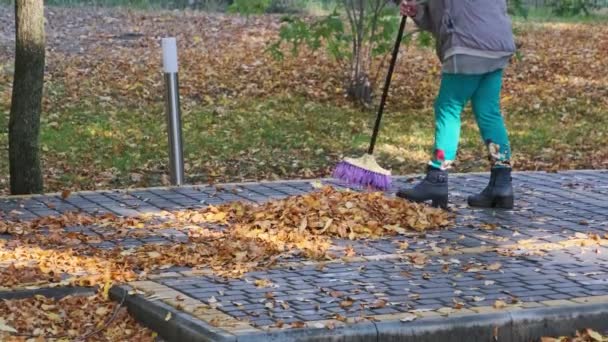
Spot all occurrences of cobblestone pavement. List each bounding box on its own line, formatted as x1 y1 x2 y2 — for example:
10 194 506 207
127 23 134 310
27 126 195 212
2 170 608 340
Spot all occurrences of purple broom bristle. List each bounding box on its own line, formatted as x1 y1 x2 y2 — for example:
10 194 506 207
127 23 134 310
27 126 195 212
333 161 391 191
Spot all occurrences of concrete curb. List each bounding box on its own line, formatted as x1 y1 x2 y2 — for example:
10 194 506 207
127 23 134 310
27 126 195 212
358 304 608 342
0 286 94 300
110 285 237 342
112 288 608 342
236 320 379 342
376 311 513 342
509 303 608 341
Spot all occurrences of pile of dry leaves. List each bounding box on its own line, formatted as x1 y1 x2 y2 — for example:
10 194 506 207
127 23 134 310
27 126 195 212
0 294 156 341
0 186 452 286
542 329 608 342
207 186 452 258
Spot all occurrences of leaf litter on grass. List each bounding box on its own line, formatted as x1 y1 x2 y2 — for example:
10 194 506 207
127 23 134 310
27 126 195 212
0 294 156 341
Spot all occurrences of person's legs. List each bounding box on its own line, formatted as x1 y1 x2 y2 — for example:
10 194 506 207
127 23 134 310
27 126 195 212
470 69 511 167
397 73 480 208
430 73 482 169
468 69 514 209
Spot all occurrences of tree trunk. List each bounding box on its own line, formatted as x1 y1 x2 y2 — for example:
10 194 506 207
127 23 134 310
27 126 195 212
9 0 45 194
347 73 372 106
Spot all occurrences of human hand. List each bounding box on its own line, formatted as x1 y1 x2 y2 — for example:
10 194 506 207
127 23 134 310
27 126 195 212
400 0 417 17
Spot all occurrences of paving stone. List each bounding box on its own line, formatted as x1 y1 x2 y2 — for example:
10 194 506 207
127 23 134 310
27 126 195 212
370 307 400 315
89 241 116 249
417 291 459 299
250 319 275 327
4 171 608 334
525 284 552 290
550 281 581 288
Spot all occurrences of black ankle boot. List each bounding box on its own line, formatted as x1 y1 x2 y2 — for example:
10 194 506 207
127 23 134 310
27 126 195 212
396 166 448 209
468 167 514 209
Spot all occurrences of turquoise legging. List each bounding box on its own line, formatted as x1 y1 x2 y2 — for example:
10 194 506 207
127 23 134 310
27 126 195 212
430 69 511 169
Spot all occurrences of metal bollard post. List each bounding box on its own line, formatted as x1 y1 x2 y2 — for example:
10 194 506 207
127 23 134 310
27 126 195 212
162 37 185 186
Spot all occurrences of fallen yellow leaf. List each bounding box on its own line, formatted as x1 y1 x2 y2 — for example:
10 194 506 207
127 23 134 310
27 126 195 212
0 318 17 333
494 300 507 309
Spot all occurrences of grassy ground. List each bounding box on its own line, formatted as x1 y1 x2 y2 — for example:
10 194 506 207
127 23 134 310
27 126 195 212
1 6 607 194
516 7 608 23
2 94 607 192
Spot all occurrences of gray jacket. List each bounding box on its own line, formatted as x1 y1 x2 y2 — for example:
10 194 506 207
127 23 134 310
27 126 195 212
413 0 516 62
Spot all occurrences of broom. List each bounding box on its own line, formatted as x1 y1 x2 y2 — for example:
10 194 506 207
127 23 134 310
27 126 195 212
333 15 408 190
